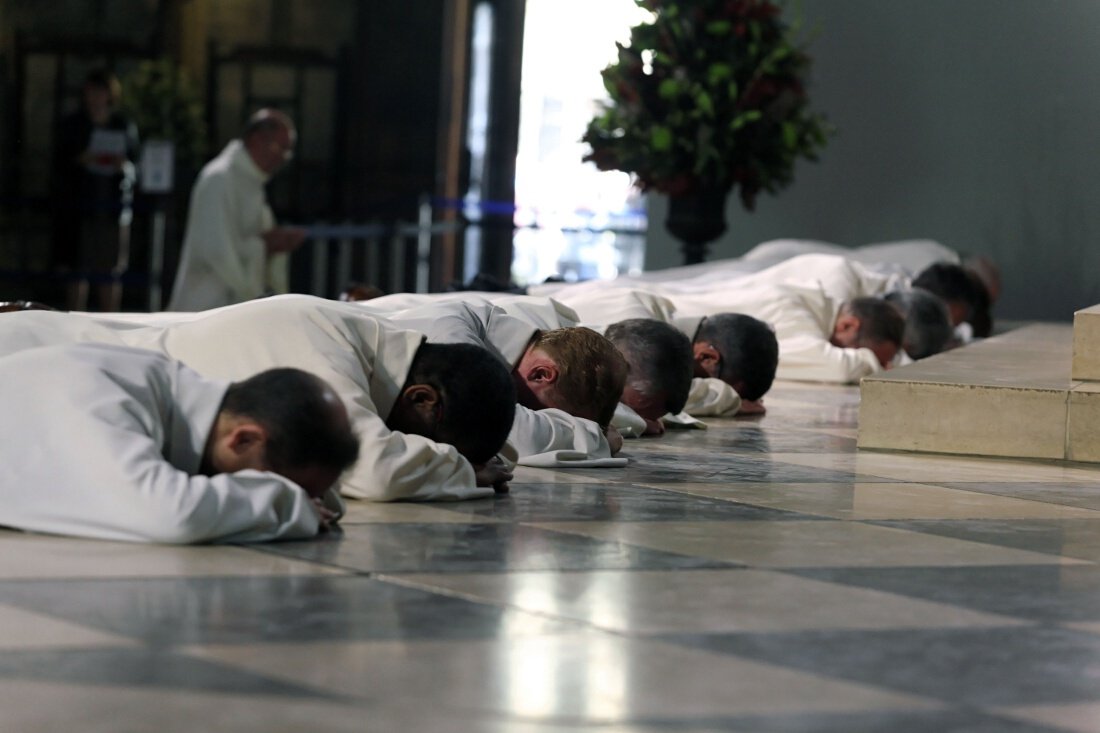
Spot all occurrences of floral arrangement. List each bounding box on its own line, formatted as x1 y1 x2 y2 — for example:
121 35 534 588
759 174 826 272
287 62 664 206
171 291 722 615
121 59 207 168
583 0 831 210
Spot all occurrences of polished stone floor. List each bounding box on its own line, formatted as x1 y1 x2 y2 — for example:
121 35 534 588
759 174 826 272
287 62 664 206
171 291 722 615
7 381 1100 732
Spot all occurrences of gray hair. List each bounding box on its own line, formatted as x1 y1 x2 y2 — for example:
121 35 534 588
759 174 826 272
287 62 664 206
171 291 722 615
885 288 953 360
604 318 693 415
695 313 778 401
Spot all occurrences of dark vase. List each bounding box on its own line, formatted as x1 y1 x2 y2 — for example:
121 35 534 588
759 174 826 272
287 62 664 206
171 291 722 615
665 187 730 265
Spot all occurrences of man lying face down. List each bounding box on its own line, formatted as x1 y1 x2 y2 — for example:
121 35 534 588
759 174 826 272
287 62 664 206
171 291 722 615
827 296 907 370
884 288 954 360
912 261 993 339
388 341 518 489
0 343 358 544
0 296 517 503
503 287 768 418
357 298 629 464
510 325 630 457
669 285 907 384
511 326 628 428
685 313 779 415
603 318 694 436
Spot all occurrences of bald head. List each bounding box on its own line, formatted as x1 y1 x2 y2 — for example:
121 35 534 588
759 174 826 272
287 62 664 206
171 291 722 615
242 108 296 175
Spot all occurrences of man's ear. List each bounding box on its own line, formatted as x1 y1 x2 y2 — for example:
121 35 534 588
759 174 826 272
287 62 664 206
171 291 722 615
402 383 441 415
832 314 862 345
525 363 559 385
225 421 268 457
693 342 722 376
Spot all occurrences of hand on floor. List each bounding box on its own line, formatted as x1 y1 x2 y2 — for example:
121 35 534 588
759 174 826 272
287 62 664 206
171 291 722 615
605 424 624 455
738 399 766 416
474 457 513 494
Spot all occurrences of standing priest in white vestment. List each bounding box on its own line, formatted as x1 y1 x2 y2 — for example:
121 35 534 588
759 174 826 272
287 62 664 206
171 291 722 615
0 343 359 544
168 109 306 311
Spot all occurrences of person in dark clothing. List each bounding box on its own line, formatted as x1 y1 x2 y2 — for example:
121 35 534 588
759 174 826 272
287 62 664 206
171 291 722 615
53 69 139 312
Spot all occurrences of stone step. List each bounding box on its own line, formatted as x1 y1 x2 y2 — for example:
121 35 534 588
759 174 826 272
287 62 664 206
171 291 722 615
858 323 1100 462
1073 305 1100 380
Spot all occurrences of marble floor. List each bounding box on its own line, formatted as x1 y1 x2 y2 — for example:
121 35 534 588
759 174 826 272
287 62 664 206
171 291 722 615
7 381 1100 732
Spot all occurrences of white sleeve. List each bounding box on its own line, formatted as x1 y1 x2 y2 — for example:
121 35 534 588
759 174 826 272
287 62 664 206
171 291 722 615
5 414 318 545
340 412 490 502
332 369 488 501
775 335 882 383
263 203 291 295
611 402 648 438
150 303 487 503
183 175 265 302
508 405 613 465
683 377 742 416
128 465 321 544
893 350 915 368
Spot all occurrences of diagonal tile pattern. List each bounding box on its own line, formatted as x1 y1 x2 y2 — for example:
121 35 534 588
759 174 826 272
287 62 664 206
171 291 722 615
7 379 1100 731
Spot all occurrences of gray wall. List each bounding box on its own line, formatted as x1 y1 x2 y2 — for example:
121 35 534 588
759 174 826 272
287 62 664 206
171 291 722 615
645 0 1100 321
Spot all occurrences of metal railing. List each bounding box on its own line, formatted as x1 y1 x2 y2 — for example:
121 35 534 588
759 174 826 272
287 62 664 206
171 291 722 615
2 194 646 310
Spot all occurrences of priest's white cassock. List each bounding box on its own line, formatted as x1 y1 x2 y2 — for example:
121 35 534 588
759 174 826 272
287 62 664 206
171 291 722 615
0 342 320 543
0 296 488 503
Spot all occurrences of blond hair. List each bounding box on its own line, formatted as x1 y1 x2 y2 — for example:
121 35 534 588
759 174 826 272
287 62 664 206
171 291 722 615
530 327 627 427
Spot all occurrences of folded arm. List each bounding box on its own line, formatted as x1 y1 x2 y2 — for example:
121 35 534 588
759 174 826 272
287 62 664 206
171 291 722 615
507 405 613 460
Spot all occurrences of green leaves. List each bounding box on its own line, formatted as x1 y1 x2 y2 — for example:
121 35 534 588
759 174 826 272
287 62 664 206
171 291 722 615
650 126 673 151
731 110 763 131
782 121 799 149
658 78 683 100
705 20 732 35
582 0 833 210
707 63 733 86
694 89 715 117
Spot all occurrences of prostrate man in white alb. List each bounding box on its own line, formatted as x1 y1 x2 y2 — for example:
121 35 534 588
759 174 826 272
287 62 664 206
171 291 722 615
359 289 761 421
692 252 967 354
602 318 695 436
551 278 903 383
0 296 517 502
539 248 970 356
168 109 306 311
681 313 778 415
358 291 582 333
350 297 629 465
884 288 954 360
0 343 359 544
529 238 959 296
538 287 776 414
672 283 906 383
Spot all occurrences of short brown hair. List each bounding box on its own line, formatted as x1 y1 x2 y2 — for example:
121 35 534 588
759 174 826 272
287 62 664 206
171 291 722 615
529 327 627 428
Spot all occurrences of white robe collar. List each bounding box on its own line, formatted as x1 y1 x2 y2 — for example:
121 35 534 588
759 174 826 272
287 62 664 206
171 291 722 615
226 139 272 184
672 315 703 340
166 366 231 473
